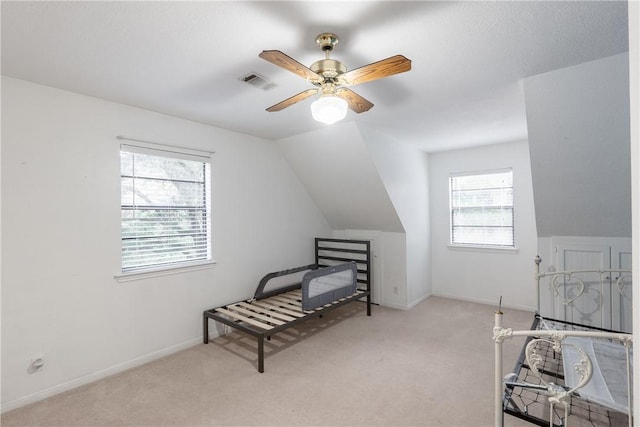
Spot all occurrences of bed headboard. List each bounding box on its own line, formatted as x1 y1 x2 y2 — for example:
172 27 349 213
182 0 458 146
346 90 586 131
315 237 371 295
535 256 632 332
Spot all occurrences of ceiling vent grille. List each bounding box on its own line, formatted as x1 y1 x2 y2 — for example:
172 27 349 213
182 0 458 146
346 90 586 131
241 72 275 90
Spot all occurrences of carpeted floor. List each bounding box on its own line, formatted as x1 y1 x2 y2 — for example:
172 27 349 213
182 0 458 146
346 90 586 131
2 296 537 426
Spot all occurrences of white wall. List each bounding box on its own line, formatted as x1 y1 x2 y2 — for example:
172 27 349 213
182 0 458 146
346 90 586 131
279 122 430 310
359 125 430 308
628 2 639 416
429 141 538 311
1 77 332 410
277 122 404 232
277 123 421 309
379 232 409 309
524 53 631 238
333 229 408 309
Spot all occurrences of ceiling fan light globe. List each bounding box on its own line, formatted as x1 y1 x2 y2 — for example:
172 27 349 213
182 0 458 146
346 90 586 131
311 95 348 124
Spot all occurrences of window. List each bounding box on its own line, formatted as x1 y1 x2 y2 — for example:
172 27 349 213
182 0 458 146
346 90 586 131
449 169 514 248
120 143 212 273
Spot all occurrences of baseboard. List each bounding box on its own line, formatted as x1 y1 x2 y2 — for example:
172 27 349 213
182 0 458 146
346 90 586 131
1 336 203 414
407 292 431 310
379 292 432 311
430 292 535 312
379 301 409 310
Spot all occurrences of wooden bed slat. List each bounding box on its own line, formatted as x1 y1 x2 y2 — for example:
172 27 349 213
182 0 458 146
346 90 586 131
215 307 275 330
250 300 305 318
277 294 302 304
236 302 297 322
227 305 286 326
269 295 302 308
278 289 301 299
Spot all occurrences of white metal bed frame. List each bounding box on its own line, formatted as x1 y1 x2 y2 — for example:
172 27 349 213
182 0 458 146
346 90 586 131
493 256 633 427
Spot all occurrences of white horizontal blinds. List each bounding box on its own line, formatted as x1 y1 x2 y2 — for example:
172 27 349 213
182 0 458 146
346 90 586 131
120 144 211 272
450 169 514 247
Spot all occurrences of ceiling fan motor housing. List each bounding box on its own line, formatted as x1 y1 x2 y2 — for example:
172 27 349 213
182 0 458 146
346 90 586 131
310 59 347 80
316 33 339 52
312 33 346 82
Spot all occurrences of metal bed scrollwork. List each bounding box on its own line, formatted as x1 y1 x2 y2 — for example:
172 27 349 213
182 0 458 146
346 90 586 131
203 237 371 373
494 256 633 427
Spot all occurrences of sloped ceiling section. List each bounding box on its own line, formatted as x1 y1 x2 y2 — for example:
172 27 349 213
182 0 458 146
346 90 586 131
277 122 404 233
524 53 631 237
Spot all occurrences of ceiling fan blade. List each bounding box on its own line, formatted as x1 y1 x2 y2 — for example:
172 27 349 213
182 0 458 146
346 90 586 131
336 88 374 113
259 50 323 83
266 88 319 112
338 55 411 86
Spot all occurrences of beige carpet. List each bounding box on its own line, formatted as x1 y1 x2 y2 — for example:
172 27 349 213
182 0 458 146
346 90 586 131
2 296 537 426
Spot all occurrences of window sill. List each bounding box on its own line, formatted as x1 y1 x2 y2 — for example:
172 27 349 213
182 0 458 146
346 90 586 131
447 244 519 254
114 260 217 283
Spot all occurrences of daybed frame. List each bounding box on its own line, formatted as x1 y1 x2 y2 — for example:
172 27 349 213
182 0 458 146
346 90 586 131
203 237 371 373
493 256 633 427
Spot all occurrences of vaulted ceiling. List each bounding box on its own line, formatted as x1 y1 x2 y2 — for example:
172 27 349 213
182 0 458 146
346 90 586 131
1 1 629 152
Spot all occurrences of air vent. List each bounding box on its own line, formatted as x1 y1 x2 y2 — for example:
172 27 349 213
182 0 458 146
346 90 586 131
241 72 275 90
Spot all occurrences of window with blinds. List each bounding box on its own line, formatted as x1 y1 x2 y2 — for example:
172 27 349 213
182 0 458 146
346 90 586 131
120 143 212 273
449 169 514 248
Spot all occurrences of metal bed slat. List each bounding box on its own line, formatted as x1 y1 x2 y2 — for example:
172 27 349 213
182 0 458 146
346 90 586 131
317 255 361 264
317 261 368 269
317 246 368 254
318 262 367 270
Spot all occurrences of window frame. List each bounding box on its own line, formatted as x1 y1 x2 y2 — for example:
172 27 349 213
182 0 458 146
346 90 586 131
448 168 516 250
116 140 215 281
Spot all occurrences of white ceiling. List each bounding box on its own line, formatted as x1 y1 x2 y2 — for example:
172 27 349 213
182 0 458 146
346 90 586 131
1 1 628 152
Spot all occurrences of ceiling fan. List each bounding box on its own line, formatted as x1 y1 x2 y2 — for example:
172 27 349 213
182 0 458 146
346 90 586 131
259 33 412 124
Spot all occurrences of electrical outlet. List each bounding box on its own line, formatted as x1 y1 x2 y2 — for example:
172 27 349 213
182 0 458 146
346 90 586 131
30 355 45 372
393 286 399 295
